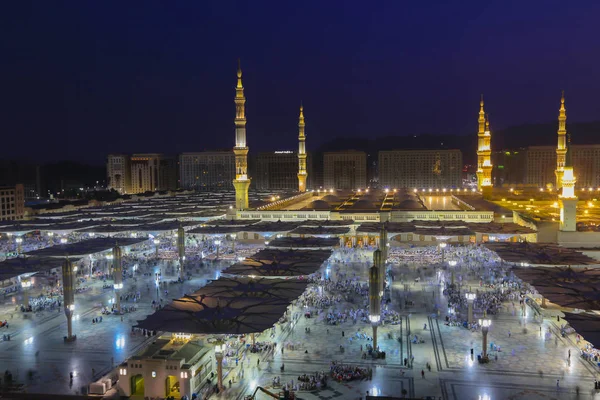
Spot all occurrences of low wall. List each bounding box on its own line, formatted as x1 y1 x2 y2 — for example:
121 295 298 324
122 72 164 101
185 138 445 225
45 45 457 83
557 231 600 248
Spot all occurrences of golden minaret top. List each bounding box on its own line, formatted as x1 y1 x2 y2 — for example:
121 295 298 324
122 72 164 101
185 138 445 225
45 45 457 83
476 95 492 191
555 91 567 189
478 94 486 135
297 102 307 192
233 60 250 210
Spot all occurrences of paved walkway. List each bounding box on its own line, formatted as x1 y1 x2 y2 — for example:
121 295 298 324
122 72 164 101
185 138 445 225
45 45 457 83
3 246 600 399
0 257 229 395
214 255 600 400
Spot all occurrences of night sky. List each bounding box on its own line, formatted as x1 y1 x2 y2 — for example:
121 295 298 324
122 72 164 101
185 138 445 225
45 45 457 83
1 1 599 165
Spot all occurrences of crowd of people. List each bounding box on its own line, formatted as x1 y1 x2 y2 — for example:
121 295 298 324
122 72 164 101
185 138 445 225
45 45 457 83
329 361 371 382
7 226 600 398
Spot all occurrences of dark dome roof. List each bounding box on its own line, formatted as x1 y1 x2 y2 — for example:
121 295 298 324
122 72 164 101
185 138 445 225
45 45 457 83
303 200 331 211
352 199 377 209
398 199 424 210
321 194 340 202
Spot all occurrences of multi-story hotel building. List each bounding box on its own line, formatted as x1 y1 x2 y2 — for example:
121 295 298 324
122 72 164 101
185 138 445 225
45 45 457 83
0 184 25 221
525 145 600 189
179 152 235 191
379 149 462 189
253 151 310 191
107 154 131 194
130 154 177 193
491 149 527 187
324 151 367 190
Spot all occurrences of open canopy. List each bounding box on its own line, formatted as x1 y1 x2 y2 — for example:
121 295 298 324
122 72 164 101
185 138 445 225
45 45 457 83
486 242 597 266
222 248 331 277
135 295 292 334
267 236 340 249
243 221 303 233
513 266 600 311
23 237 147 258
0 256 83 281
193 277 308 300
289 226 350 236
562 312 600 349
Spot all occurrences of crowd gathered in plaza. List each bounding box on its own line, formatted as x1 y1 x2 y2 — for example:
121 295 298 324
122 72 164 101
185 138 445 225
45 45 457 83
5 225 600 399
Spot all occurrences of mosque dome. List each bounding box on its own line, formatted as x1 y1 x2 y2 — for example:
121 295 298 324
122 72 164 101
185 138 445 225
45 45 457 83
304 200 331 211
398 199 424 210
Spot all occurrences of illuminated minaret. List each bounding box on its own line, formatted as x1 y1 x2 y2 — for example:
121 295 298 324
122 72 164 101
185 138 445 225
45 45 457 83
555 91 567 189
476 96 492 192
559 134 577 231
233 60 250 210
297 103 307 192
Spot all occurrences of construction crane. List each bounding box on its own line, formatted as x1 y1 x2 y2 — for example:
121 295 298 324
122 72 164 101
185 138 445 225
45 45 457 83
243 386 296 400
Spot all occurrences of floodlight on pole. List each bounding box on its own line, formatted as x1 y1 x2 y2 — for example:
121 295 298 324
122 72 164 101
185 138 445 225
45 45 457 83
439 241 447 263
215 240 221 259
214 339 225 391
466 293 476 324
479 319 491 359
153 239 160 257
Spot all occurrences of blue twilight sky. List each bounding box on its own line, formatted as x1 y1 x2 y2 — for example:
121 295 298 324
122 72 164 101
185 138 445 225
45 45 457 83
0 0 599 164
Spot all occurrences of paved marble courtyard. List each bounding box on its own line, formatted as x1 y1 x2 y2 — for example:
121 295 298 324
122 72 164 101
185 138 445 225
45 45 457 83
216 254 600 400
1 247 599 400
0 257 228 396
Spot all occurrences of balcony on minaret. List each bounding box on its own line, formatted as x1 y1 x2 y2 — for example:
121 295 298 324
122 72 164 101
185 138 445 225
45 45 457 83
483 160 492 167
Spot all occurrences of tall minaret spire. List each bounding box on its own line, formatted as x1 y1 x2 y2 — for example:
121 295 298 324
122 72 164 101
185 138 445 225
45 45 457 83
233 60 250 210
555 91 567 189
559 132 577 231
297 102 307 192
478 94 486 135
476 96 492 193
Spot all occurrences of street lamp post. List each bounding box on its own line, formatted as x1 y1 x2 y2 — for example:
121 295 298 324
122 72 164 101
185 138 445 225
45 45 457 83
105 253 113 275
214 340 225 391
62 257 77 341
439 242 447 264
214 240 221 259
479 319 491 360
177 225 185 280
113 244 123 313
15 237 23 254
369 251 382 352
155 274 160 300
466 293 476 325
230 234 236 253
448 260 457 286
153 239 160 257
21 279 32 308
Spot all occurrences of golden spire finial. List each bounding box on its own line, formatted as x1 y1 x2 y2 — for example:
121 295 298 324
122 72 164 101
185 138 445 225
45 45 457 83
561 90 565 104
236 59 243 89
480 93 484 107
485 114 490 130
299 101 304 117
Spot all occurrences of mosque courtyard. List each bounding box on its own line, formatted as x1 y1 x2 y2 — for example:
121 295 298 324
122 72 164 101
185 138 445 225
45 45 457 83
0 239 597 399
215 250 597 400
